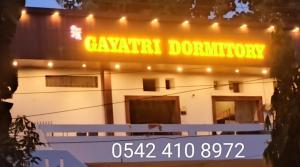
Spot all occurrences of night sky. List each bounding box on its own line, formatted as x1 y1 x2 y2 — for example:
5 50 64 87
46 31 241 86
26 0 62 8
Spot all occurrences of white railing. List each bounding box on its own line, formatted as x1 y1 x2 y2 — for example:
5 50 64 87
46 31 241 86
32 150 87 167
37 124 270 164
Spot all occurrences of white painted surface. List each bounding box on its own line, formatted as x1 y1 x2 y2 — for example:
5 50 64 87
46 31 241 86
11 69 105 125
11 69 274 125
37 124 270 163
111 72 274 125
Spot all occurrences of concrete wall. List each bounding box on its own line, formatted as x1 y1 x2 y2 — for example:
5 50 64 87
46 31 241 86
11 69 106 124
111 72 274 124
10 69 274 125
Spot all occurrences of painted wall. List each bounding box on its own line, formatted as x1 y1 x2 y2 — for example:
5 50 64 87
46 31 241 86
11 69 106 125
111 72 274 124
10 68 274 125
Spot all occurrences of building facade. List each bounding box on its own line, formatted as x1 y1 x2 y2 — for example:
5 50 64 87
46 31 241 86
9 7 296 166
11 8 277 126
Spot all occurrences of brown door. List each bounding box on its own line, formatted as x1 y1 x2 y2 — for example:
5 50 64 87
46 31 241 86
125 96 181 135
126 96 181 124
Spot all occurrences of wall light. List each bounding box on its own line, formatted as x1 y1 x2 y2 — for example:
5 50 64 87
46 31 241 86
181 20 190 29
182 20 189 26
21 9 26 16
12 61 18 67
266 25 275 33
262 69 268 75
86 14 94 19
292 26 299 33
177 67 183 72
240 24 248 32
86 14 94 22
235 69 240 73
115 64 121 70
147 66 152 71
151 18 158 24
119 16 127 24
48 61 53 68
52 11 59 17
151 18 159 28
51 11 60 23
82 63 87 68
20 9 28 21
206 67 212 73
211 22 219 29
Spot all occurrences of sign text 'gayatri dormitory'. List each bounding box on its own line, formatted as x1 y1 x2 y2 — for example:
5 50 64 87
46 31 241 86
84 36 266 59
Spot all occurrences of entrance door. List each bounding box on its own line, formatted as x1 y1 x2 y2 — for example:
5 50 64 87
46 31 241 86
125 96 181 124
212 96 263 124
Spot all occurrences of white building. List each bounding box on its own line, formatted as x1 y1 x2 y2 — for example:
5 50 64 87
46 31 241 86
10 7 282 167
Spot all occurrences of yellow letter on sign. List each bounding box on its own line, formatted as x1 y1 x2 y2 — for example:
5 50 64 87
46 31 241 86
84 36 98 52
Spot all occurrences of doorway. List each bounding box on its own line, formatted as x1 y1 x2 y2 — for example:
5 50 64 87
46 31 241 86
212 96 263 124
125 96 181 135
125 96 181 124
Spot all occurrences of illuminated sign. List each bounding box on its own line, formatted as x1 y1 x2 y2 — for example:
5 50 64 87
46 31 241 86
84 36 162 55
168 40 265 59
84 36 266 60
70 25 82 40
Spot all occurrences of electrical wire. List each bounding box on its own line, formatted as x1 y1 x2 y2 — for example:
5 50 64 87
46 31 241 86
16 77 272 118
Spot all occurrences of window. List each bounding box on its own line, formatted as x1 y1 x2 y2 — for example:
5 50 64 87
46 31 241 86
165 79 175 90
143 79 157 91
212 96 263 124
229 81 240 93
46 75 98 88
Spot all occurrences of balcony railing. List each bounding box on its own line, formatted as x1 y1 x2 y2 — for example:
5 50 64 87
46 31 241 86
32 150 87 167
37 124 270 165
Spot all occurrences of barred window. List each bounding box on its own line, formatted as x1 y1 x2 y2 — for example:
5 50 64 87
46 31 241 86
46 75 98 88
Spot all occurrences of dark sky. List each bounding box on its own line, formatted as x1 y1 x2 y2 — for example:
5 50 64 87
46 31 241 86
26 0 62 8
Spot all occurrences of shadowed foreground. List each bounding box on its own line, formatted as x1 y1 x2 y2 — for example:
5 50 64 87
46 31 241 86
88 160 271 167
